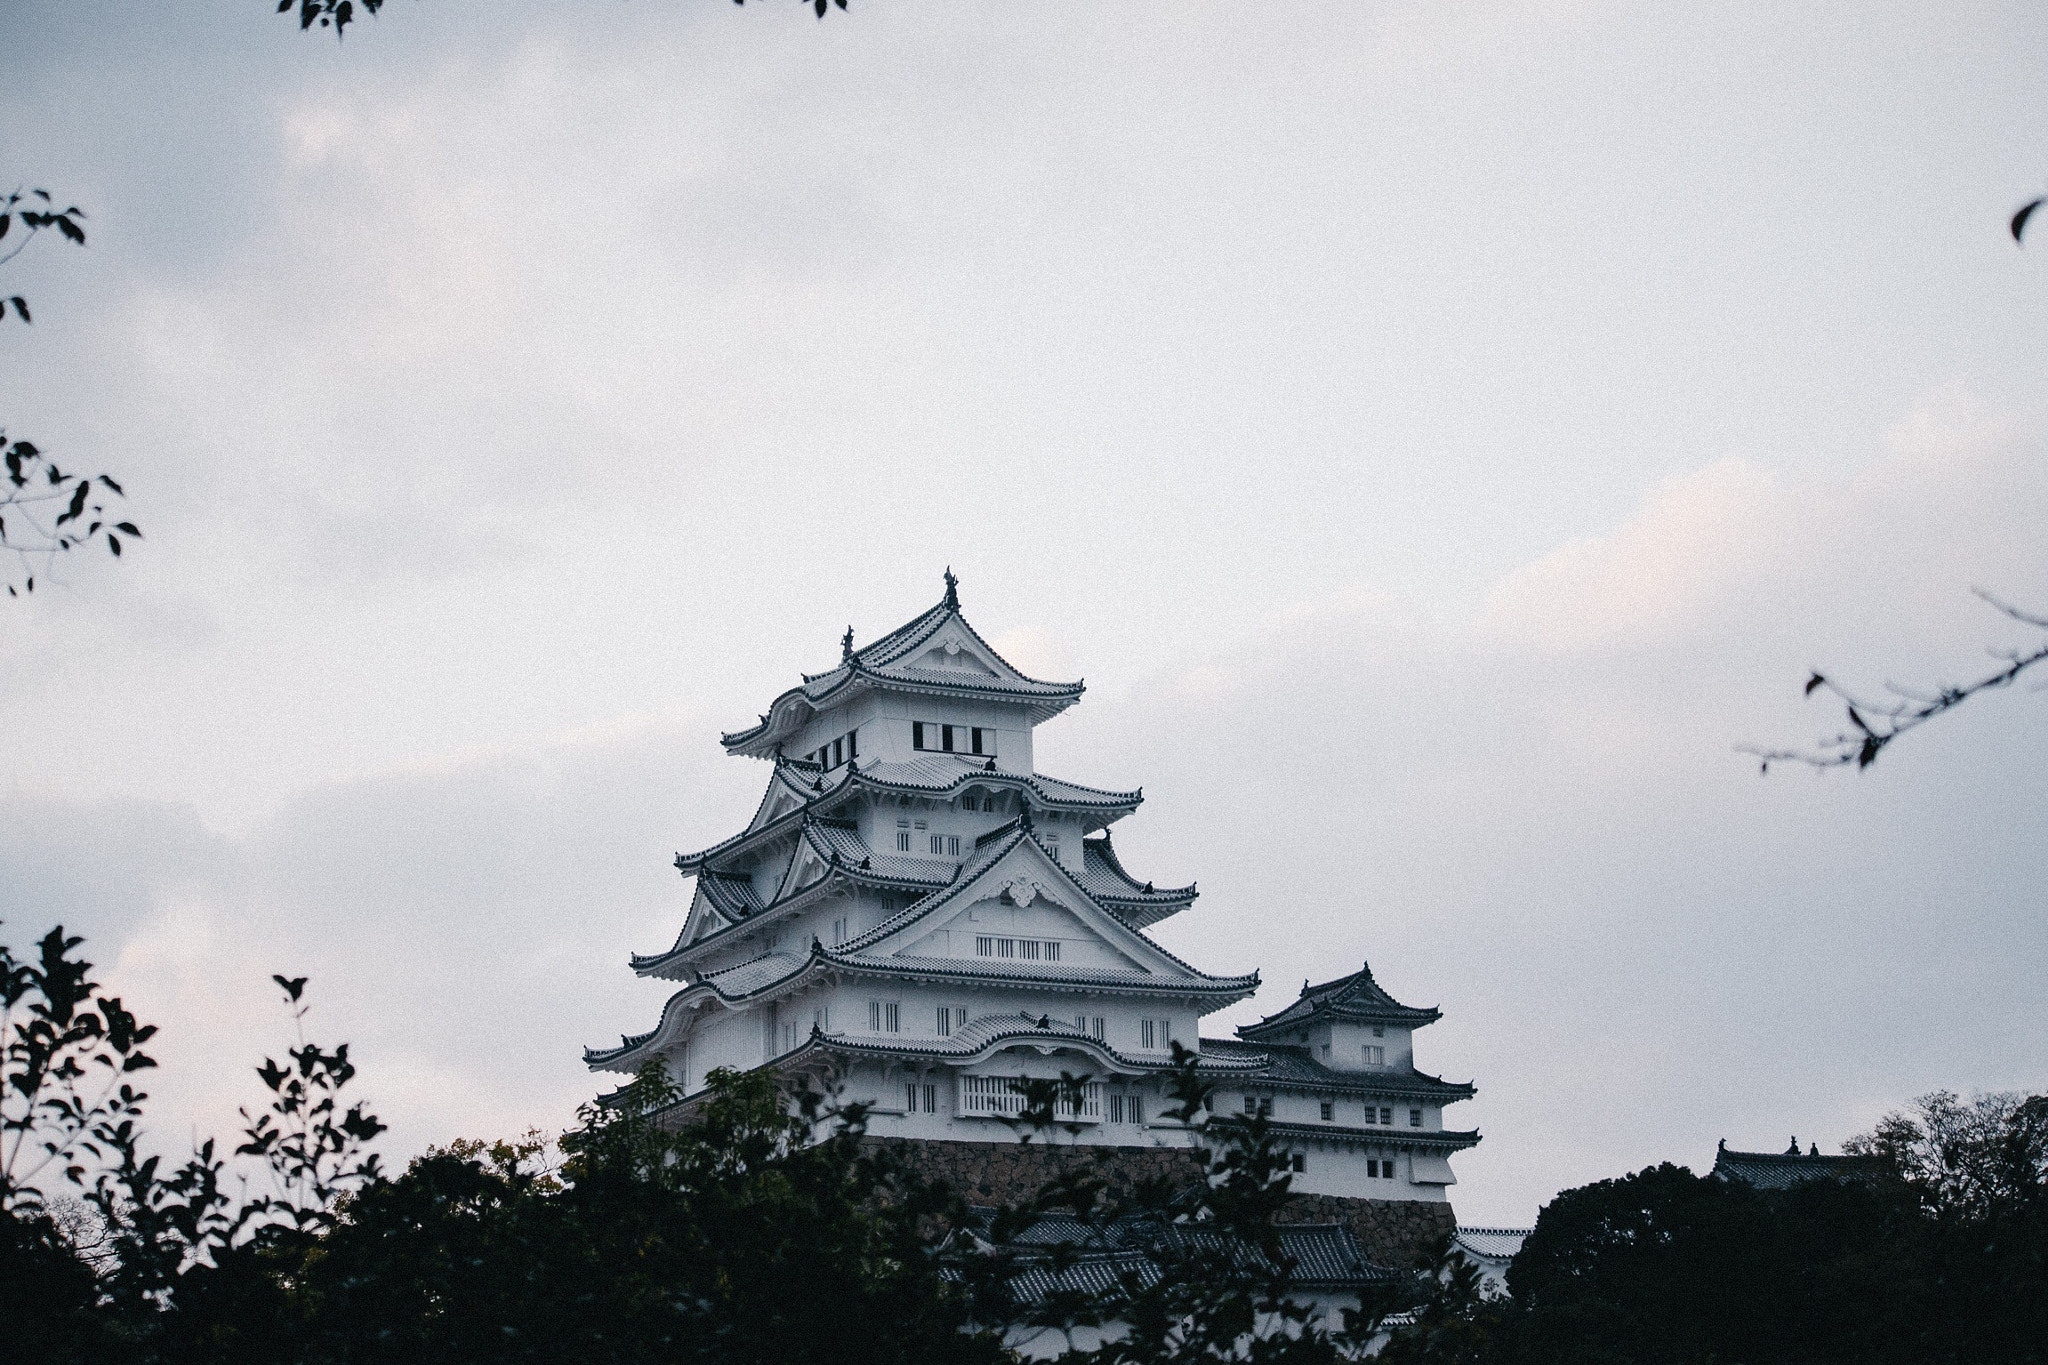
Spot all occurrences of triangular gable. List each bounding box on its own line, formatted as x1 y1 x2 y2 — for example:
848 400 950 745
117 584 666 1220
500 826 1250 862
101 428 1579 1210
857 833 1207 981
862 607 1051 690
774 837 831 902
675 880 729 952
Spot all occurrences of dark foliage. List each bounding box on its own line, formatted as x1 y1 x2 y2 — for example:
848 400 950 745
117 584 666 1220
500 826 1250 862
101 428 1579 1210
1376 1093 2048 1365
4 923 1395 1362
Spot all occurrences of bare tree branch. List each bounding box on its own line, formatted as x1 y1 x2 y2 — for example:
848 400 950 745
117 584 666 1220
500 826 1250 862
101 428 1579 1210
1744 589 2048 773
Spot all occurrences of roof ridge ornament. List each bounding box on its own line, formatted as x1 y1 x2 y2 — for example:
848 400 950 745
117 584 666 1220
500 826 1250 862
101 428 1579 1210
943 566 959 609
841 625 854 662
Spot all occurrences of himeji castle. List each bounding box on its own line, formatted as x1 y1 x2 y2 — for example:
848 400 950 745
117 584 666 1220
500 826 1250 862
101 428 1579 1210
587 573 1478 1247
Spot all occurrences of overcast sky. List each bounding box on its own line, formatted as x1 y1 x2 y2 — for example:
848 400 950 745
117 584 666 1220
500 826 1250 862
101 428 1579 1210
4 0 2045 1225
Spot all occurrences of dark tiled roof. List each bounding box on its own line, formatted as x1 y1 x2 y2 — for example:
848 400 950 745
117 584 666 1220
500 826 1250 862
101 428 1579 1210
1198 1038 1476 1101
1454 1227 1531 1262
1076 836 1197 909
984 1214 1393 1307
1710 1142 1884 1190
1236 961 1441 1040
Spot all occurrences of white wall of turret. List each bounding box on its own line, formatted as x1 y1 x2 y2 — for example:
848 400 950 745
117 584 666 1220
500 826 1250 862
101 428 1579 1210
789 693 1036 776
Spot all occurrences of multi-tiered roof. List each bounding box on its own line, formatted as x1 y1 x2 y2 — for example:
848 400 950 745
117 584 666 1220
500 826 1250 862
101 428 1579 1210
588 573 1257 1077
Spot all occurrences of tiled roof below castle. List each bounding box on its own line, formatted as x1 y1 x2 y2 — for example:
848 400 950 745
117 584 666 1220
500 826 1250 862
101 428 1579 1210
1709 1140 1884 1190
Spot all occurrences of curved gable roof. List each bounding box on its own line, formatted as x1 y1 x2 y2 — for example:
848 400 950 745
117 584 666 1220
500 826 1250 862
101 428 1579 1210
721 578 1084 757
1236 961 1442 1040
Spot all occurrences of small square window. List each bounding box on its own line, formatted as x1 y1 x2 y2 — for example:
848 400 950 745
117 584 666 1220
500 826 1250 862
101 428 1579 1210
1320 1101 1334 1121
1289 1153 1305 1173
1373 1024 1385 1038
1410 1108 1423 1128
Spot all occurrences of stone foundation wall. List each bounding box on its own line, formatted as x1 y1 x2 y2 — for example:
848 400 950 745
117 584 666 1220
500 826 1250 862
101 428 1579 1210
864 1137 1455 1270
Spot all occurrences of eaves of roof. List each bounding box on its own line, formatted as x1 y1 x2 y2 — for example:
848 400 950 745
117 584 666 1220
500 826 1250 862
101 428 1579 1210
674 758 1144 875
1199 1039 1477 1101
1256 1118 1483 1152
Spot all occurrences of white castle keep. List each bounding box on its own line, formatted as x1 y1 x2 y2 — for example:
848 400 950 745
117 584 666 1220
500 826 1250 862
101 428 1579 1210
587 574 1478 1203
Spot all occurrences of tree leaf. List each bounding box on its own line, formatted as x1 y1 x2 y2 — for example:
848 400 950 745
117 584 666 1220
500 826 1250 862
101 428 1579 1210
2013 197 2045 244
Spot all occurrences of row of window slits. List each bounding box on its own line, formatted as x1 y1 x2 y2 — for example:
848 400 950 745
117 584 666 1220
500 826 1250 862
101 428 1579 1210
912 722 994 757
1277 1097 1423 1128
973 936 1061 962
805 728 859 770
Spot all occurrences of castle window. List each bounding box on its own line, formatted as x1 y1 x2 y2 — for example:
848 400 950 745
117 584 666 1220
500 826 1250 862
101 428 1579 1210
1108 1093 1125 1124
1045 840 1060 864
1289 1153 1306 1173
1372 1024 1385 1038
912 722 926 749
1410 1108 1424 1128
896 831 910 851
1319 1043 1331 1059
1129 1094 1143 1124
1320 1101 1334 1121
1381 1106 1393 1125
1362 1045 1386 1066
833 917 847 945
931 834 945 855
1367 1159 1380 1178
1244 1095 1257 1116
922 1083 936 1113
1140 1018 1170 1050
937 1006 952 1036
971 727 992 756
1088 1016 1104 1040
947 835 961 856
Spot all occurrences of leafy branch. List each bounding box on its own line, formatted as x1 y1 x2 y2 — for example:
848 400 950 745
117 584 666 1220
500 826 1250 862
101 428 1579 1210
1746 589 2048 772
0 187 87 321
1 435 139 597
2 188 137 598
